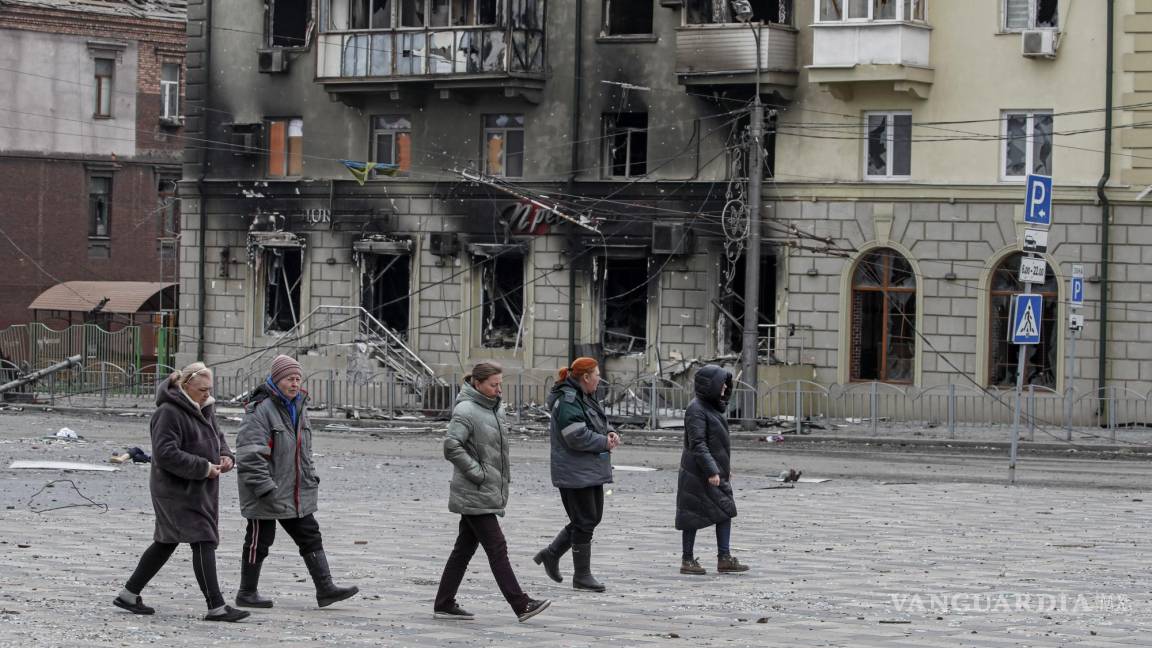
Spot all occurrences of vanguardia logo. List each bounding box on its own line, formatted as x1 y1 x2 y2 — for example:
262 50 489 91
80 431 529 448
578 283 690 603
890 593 1133 614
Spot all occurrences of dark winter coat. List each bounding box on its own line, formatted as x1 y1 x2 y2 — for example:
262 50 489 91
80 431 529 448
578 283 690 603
235 381 319 520
148 377 233 545
443 381 511 516
675 365 737 531
547 377 614 489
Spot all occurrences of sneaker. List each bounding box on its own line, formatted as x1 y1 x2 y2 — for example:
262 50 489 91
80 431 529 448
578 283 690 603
112 594 155 615
204 605 251 622
680 558 706 575
433 604 475 620
717 554 749 573
516 598 551 623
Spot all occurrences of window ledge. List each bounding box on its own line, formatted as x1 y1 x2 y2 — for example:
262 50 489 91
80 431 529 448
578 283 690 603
93 114 113 120
596 34 659 44
812 20 931 30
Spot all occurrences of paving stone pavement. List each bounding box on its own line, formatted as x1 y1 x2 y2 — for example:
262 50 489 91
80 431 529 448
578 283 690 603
0 413 1150 647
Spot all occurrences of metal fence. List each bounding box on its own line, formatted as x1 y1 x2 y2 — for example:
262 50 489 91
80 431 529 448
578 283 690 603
7 362 1152 443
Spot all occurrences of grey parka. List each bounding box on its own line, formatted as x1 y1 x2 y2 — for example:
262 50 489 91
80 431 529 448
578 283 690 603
235 382 319 520
443 381 511 516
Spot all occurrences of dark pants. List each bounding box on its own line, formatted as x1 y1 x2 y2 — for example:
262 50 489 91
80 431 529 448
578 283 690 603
125 541 224 610
435 514 530 613
242 514 324 564
559 485 604 545
682 519 732 559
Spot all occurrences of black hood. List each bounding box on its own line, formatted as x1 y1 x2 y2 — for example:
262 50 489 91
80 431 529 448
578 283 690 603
693 365 732 407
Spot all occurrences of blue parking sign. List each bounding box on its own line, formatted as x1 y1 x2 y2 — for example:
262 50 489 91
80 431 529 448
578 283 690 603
1024 174 1052 226
1070 276 1084 309
1011 294 1043 345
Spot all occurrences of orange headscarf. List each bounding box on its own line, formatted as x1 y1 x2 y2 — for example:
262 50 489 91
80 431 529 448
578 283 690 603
557 357 598 383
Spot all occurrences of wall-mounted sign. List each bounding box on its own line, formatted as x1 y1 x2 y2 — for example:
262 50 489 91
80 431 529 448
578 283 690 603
503 200 562 235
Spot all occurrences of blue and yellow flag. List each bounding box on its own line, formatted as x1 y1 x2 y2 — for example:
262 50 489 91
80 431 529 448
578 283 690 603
340 160 400 185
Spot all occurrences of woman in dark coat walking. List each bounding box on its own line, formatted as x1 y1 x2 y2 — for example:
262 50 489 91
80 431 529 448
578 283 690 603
112 362 249 622
534 357 620 592
434 362 550 623
675 365 750 575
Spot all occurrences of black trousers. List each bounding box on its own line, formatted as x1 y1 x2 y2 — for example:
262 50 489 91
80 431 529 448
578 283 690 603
125 541 224 609
434 514 530 613
559 485 605 545
242 514 324 565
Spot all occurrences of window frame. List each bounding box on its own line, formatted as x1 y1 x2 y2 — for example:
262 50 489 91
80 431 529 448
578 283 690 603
89 175 112 239
602 0 656 36
849 247 917 384
986 252 1059 389
266 117 304 178
94 58 114 118
816 0 925 23
482 114 525 178
1002 0 1058 32
602 112 649 179
160 62 180 121
371 114 412 177
472 248 527 351
267 0 313 48
260 246 305 335
863 111 912 181
1000 110 1053 182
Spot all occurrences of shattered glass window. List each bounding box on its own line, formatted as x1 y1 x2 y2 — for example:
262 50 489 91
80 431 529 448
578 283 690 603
1005 0 1057 30
604 0 653 35
484 114 525 177
89 177 111 238
1032 113 1053 175
866 114 887 177
604 113 648 178
601 258 649 355
865 112 911 179
269 0 310 47
850 248 916 383
264 248 304 334
1003 111 1052 179
478 252 525 349
361 253 411 338
988 253 1057 388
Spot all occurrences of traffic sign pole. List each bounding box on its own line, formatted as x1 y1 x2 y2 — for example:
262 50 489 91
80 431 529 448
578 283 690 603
1065 324 1078 440
1008 282 1030 485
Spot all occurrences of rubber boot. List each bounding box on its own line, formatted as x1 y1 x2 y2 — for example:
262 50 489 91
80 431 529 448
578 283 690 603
235 559 274 608
570 543 605 592
532 529 572 583
302 550 359 608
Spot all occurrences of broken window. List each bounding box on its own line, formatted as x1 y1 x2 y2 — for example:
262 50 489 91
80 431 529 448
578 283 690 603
603 0 653 35
1005 0 1057 30
268 0 311 47
603 113 648 178
484 114 524 177
372 115 411 176
865 111 911 180
263 247 304 334
266 117 304 177
361 253 411 338
160 63 180 120
686 0 791 25
989 253 1057 388
476 250 525 349
600 257 649 355
850 248 915 383
89 176 111 238
720 253 777 357
94 58 113 117
157 176 179 236
1002 111 1052 179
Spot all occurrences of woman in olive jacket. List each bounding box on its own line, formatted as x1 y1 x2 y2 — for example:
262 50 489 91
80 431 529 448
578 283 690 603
434 362 550 623
112 362 249 622
675 364 750 575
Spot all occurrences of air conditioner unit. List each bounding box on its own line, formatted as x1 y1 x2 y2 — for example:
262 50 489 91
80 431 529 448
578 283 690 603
1021 30 1057 58
652 222 694 255
258 48 290 73
428 232 460 257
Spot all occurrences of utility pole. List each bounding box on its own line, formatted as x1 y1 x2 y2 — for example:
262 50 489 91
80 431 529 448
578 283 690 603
741 21 764 431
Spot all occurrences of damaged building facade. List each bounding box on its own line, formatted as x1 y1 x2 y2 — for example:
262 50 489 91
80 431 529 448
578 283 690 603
180 0 1152 407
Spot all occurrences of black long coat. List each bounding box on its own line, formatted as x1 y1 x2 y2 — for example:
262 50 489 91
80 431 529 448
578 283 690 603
149 377 233 545
675 365 737 531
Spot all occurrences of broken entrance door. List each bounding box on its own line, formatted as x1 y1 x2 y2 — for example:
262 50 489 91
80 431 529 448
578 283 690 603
361 253 411 340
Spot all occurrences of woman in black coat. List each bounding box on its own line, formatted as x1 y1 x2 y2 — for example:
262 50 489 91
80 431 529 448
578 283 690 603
674 365 750 575
112 362 249 622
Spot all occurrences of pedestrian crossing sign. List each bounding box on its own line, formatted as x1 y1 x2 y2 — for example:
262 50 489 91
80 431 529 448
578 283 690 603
1011 294 1043 345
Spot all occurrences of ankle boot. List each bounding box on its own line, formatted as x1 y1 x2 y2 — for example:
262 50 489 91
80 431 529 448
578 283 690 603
302 550 360 608
570 543 605 592
532 529 572 583
235 559 274 608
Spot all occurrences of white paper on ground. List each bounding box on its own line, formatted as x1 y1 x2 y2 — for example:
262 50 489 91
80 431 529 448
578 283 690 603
9 460 119 472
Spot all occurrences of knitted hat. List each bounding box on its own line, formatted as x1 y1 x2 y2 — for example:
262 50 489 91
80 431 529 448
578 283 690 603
557 357 598 382
270 354 303 385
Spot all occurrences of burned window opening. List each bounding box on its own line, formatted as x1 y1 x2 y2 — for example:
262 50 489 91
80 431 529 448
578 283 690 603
850 248 915 383
603 113 648 178
264 247 303 334
268 0 311 48
478 252 525 349
598 257 649 355
603 0 654 35
361 253 411 339
720 253 777 357
686 0 791 25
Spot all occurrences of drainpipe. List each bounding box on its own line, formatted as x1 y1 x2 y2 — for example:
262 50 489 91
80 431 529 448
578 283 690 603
566 0 584 362
195 0 214 359
1096 0 1114 408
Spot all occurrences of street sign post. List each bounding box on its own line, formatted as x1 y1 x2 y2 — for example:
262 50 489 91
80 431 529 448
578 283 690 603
1065 264 1086 438
1024 174 1053 226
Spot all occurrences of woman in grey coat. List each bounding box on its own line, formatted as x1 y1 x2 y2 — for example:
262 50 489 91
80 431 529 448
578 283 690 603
433 362 550 623
112 363 249 622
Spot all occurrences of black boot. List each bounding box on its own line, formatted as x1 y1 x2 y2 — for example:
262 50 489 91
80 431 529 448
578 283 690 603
532 529 571 583
570 543 605 592
303 550 359 608
235 559 274 608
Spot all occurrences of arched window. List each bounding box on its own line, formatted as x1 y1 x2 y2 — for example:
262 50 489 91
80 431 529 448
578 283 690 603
850 248 916 383
988 252 1058 388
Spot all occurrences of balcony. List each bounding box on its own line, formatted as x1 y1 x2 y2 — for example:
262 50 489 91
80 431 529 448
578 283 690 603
315 0 545 102
807 22 934 99
674 23 798 101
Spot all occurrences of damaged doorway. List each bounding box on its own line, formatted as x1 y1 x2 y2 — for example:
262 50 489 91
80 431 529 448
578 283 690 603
598 257 649 356
473 246 526 350
719 252 777 359
361 253 411 340
262 247 304 334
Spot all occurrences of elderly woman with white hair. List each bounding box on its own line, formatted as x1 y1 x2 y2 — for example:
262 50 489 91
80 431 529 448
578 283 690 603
111 362 249 622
